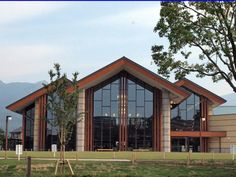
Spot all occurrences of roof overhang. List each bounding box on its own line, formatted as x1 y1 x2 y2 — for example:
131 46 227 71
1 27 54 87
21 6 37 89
76 56 190 103
6 77 72 114
6 87 47 114
7 56 190 114
175 78 226 108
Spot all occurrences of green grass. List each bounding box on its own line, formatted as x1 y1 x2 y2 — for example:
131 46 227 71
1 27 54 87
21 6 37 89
0 160 236 177
0 151 235 161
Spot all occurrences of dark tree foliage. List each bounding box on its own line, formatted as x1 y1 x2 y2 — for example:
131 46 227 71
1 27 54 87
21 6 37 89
152 2 236 92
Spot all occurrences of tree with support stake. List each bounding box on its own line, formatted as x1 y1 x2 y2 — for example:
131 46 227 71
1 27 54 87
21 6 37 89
44 63 83 175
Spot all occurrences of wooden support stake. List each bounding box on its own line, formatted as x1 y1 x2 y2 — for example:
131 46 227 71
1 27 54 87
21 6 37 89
55 160 59 175
55 159 74 175
132 152 135 164
67 160 74 175
186 153 190 166
201 154 204 165
26 156 31 177
163 152 166 160
113 152 115 159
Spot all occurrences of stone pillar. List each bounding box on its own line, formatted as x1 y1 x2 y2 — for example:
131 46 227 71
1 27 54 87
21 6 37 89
76 89 85 151
161 90 171 152
33 100 40 151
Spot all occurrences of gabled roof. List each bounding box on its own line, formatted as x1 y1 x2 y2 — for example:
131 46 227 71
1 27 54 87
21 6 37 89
6 86 46 113
175 78 226 107
76 56 190 101
6 77 72 113
6 56 190 113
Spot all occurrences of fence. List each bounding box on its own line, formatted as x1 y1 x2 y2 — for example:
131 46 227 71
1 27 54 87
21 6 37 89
0 150 236 161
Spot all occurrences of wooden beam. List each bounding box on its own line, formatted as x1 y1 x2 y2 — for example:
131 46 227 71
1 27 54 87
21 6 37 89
171 131 226 137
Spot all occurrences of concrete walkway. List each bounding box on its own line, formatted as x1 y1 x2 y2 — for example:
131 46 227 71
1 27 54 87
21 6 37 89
0 157 131 162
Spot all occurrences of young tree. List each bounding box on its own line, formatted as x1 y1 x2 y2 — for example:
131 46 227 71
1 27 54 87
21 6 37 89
44 63 81 173
152 2 236 92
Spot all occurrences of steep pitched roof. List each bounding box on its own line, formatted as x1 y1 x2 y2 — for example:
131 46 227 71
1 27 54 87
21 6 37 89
175 78 226 107
76 56 189 99
6 56 190 113
6 77 72 113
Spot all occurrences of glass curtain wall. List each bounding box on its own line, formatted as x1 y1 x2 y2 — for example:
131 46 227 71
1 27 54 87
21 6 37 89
171 87 201 152
92 72 154 150
93 79 120 150
127 79 153 150
25 104 35 150
171 88 201 131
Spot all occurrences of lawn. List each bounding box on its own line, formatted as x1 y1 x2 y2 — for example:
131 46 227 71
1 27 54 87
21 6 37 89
1 151 236 176
0 160 236 177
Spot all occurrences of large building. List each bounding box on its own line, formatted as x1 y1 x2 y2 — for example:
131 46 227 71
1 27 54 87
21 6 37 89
7 57 232 152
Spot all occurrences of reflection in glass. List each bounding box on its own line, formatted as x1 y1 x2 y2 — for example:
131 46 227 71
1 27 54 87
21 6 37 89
25 104 35 150
111 84 119 101
94 89 102 101
137 90 144 106
93 75 154 151
127 79 153 150
128 102 135 117
171 88 200 131
171 137 200 152
128 84 136 101
94 101 102 116
103 90 110 106
145 89 153 101
93 79 120 150
145 102 153 118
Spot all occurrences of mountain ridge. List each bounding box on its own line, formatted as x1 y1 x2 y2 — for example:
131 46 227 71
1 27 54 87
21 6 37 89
0 80 47 131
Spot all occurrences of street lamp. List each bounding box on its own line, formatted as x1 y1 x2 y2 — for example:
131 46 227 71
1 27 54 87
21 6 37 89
5 115 12 159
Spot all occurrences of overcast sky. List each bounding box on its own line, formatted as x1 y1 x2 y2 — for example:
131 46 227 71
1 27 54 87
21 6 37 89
0 1 233 96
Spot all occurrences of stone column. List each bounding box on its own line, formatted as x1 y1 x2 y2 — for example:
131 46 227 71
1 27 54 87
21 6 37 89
161 90 171 152
33 100 40 151
76 89 85 151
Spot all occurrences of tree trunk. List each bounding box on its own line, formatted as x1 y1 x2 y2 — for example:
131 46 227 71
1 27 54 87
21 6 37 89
59 126 66 162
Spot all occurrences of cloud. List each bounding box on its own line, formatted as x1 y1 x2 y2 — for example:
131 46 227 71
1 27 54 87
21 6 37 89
87 5 160 28
0 2 67 24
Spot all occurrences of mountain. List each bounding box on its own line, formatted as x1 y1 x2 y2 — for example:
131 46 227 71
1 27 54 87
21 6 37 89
213 92 236 115
0 80 47 131
222 93 236 106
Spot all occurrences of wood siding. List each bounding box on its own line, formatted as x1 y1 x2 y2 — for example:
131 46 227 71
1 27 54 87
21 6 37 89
208 114 236 153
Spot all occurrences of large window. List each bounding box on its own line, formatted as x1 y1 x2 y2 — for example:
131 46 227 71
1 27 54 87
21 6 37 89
92 72 154 150
171 88 200 131
93 79 120 150
25 104 35 150
127 79 153 150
